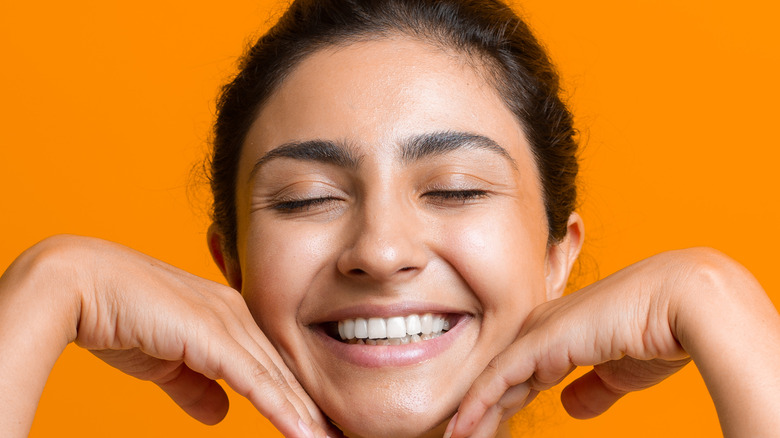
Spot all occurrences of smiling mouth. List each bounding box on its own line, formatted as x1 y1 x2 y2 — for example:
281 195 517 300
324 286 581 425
326 313 453 345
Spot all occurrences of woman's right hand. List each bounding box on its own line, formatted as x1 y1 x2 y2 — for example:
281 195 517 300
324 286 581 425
0 235 338 438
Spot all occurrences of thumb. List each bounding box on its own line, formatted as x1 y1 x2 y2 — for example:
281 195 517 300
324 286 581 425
91 349 230 425
154 363 230 425
560 369 626 419
561 355 692 419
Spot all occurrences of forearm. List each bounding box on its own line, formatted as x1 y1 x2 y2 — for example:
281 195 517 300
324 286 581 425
672 248 780 437
0 238 82 437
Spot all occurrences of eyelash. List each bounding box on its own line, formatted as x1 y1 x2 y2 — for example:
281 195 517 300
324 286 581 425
271 189 488 213
423 189 489 203
270 196 338 212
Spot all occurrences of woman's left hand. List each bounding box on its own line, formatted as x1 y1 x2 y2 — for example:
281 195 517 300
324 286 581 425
445 248 780 438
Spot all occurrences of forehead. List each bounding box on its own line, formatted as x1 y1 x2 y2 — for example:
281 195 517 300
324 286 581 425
240 37 535 175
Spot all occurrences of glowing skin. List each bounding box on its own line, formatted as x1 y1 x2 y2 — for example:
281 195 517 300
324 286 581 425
228 37 573 438
2 20 779 438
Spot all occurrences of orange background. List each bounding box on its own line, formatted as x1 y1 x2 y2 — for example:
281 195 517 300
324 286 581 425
1 0 778 437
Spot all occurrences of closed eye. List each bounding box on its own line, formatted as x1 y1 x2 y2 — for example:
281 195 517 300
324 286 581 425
422 189 489 204
270 190 488 212
271 196 340 212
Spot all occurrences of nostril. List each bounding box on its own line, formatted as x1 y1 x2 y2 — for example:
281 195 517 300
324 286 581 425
349 268 367 275
399 266 414 272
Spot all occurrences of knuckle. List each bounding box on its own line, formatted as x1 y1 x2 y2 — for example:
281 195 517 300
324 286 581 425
209 298 234 318
485 358 512 391
196 309 227 331
212 282 240 300
205 284 246 314
249 362 288 392
462 387 495 414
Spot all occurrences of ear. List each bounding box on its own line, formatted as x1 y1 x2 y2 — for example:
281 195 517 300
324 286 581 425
545 212 584 301
207 223 243 291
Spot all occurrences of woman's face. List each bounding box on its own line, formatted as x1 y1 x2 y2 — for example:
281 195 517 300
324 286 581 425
228 37 573 437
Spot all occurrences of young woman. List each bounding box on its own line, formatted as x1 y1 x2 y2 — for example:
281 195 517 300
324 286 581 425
2 1 778 437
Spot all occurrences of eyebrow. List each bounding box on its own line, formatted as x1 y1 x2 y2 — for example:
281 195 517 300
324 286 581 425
249 130 517 182
400 131 517 170
248 139 361 182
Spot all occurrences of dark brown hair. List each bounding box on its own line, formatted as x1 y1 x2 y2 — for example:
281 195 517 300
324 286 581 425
210 0 578 258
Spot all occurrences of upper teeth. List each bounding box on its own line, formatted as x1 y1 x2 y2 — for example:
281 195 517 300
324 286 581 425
337 313 450 340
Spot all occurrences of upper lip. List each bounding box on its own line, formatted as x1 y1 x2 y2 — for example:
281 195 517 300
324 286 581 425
308 301 471 325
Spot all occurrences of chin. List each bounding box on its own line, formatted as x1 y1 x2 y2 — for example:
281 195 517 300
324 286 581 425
312 359 469 438
322 377 457 438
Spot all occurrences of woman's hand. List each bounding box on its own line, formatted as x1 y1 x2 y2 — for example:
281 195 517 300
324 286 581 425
445 248 780 438
0 235 339 438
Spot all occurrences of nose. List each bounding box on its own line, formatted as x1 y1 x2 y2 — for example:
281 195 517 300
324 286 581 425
336 199 428 282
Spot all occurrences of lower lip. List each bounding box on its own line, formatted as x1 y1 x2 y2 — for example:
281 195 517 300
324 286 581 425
312 315 471 368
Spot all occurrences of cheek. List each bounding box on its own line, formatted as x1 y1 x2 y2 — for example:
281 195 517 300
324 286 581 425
240 220 336 336
438 206 549 319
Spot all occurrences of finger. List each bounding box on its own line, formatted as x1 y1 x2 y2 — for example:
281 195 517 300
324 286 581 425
446 386 539 438
450 354 531 436
190 287 326 434
155 363 230 425
220 304 334 434
464 404 504 438
90 348 230 425
182 332 325 438
500 388 538 422
560 369 627 419
450 384 536 438
232 308 330 425
449 338 547 437
325 423 347 438
451 336 578 437
201 287 336 436
227 329 315 423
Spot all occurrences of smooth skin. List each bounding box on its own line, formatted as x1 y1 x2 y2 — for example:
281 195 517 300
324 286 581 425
220 37 578 438
1 36 779 438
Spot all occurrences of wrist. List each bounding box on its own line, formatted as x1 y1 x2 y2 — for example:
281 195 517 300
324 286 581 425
0 235 90 436
13 235 91 341
665 247 767 353
664 247 780 436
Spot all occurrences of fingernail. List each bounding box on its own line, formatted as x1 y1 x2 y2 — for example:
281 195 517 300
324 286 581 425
443 412 458 438
298 419 315 438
